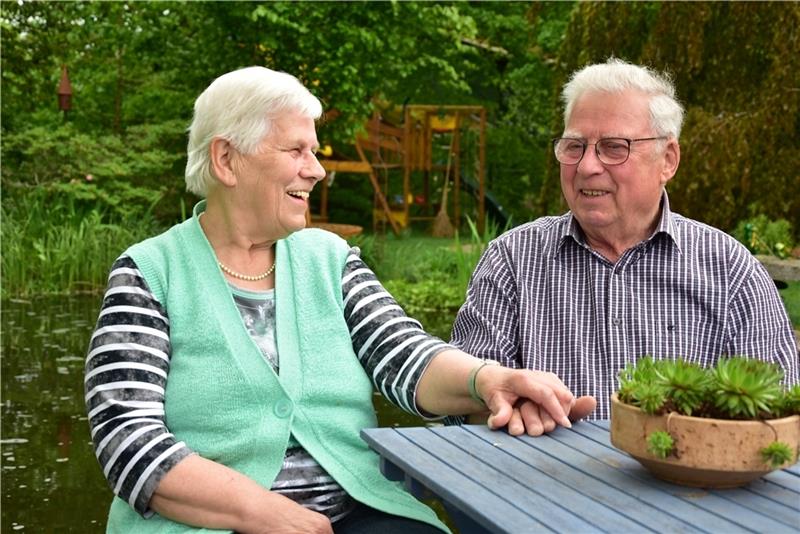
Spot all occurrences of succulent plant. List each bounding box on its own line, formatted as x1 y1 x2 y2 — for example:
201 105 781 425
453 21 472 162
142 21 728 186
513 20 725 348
775 385 800 417
647 431 675 459
711 357 783 419
760 442 794 469
655 359 710 416
617 356 797 468
617 356 790 419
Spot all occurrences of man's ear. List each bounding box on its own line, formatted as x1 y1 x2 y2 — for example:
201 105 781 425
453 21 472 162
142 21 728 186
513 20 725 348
660 139 680 185
209 137 238 188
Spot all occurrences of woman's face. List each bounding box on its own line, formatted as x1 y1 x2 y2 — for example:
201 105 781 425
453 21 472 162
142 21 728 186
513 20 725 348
233 110 325 240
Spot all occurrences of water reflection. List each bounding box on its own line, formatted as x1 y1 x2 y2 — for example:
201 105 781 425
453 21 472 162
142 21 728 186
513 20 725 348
2 295 109 532
1 296 456 532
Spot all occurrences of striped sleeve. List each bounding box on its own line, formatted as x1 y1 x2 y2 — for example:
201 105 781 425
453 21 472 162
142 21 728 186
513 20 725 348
342 248 452 418
84 255 192 516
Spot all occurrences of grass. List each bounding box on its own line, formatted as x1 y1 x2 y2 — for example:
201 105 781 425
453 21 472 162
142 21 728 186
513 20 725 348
779 281 800 330
365 220 498 321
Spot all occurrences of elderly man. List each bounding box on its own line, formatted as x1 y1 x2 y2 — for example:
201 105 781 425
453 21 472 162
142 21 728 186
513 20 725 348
451 58 798 422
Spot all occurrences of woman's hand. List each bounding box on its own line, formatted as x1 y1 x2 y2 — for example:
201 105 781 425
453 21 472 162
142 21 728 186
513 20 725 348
475 366 576 434
151 455 333 534
248 501 333 534
416 349 596 436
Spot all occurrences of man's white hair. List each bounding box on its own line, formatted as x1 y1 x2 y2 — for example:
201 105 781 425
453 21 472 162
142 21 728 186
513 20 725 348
561 58 684 140
185 66 323 197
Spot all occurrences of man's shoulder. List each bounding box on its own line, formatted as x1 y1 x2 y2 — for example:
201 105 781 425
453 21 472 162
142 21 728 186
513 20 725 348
670 213 755 264
481 214 570 268
671 213 743 246
496 214 569 245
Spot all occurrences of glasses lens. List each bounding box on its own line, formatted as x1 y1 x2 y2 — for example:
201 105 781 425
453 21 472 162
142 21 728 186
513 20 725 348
597 138 630 164
554 139 584 164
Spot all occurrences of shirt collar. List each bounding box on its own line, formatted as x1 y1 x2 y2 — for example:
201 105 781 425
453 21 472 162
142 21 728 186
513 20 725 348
556 189 680 256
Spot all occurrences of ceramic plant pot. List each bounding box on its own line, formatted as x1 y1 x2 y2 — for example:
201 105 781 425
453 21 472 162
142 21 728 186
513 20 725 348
610 393 800 488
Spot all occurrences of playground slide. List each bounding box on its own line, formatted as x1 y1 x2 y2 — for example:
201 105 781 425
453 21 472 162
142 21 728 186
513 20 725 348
459 174 510 227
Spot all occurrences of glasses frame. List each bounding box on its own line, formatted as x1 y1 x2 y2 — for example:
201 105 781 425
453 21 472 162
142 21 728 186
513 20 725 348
552 136 668 166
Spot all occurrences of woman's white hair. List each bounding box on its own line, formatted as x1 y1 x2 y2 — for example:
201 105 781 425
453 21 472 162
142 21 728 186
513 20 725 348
185 66 322 197
561 58 684 140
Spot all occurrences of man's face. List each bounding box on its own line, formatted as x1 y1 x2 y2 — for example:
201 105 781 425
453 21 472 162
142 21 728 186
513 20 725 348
559 90 679 243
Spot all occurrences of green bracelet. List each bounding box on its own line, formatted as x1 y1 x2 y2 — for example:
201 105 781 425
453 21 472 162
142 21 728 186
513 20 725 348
468 361 492 405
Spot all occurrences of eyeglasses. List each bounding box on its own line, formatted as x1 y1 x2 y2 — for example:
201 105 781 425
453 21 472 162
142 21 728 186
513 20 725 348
552 137 668 165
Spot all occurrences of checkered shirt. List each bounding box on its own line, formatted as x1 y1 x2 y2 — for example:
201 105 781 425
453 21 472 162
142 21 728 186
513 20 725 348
451 192 798 419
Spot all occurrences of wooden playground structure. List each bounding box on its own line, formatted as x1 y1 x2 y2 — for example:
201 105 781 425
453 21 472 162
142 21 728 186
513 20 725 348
313 105 487 236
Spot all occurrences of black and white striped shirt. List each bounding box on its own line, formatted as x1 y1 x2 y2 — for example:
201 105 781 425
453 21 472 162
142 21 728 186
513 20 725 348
451 193 799 419
85 248 451 518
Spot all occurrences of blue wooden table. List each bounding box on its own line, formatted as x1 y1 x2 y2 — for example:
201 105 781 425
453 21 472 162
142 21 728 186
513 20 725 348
361 421 800 533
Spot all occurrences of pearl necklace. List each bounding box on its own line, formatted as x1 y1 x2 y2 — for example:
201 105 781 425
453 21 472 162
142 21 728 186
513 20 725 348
218 260 275 281
198 213 275 281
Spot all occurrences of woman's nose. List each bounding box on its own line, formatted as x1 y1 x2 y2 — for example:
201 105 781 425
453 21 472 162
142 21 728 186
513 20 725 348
302 152 326 182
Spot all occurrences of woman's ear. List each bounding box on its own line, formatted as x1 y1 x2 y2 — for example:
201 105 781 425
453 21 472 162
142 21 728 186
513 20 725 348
660 138 681 186
209 137 238 188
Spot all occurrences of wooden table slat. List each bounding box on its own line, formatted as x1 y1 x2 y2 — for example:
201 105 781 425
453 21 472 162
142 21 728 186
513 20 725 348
362 423 800 534
430 426 650 533
361 428 549 533
400 427 596 532
532 425 782 533
559 423 799 533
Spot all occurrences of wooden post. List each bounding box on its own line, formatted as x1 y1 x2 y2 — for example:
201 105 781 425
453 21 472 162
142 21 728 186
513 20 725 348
453 112 461 232
356 141 400 236
478 107 486 235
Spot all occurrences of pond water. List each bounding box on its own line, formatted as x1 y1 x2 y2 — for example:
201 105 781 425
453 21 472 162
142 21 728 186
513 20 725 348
1 296 455 532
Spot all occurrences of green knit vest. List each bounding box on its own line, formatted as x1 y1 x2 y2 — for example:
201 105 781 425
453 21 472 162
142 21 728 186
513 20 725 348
106 202 447 533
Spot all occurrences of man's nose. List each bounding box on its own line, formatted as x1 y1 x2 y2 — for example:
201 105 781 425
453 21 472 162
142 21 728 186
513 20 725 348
576 144 604 174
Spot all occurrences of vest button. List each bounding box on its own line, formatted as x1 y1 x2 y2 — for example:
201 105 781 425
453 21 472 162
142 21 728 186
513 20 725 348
274 399 293 419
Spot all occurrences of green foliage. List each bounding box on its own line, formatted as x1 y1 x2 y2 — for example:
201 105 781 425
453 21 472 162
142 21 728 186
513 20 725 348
778 282 800 330
384 279 465 318
617 356 791 420
732 215 794 259
371 220 499 318
712 358 783 419
646 431 675 460
760 442 794 469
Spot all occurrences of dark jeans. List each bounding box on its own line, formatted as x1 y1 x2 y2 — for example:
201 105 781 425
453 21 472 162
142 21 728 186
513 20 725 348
333 503 444 534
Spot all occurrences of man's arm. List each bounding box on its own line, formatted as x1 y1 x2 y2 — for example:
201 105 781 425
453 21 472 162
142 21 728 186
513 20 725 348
451 239 520 366
727 260 799 384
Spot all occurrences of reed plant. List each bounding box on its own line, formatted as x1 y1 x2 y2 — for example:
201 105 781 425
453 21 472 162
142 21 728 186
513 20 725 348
2 185 163 298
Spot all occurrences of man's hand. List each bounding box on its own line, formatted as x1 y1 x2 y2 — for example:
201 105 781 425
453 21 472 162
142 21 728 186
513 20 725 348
503 395 597 436
476 366 597 436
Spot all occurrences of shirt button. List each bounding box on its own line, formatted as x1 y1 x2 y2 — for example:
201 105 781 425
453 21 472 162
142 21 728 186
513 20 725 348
274 399 293 419
612 318 622 326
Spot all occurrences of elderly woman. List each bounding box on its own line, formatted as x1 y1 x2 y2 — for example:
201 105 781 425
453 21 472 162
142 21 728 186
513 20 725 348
85 66 594 534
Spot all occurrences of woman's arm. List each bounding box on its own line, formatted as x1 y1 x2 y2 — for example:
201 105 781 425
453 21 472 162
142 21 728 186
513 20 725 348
86 256 331 533
85 256 191 514
341 249 594 433
342 250 451 416
416 350 596 434
151 455 331 533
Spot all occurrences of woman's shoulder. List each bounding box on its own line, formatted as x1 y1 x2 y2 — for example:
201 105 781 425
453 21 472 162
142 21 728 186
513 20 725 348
126 218 196 258
285 227 349 251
